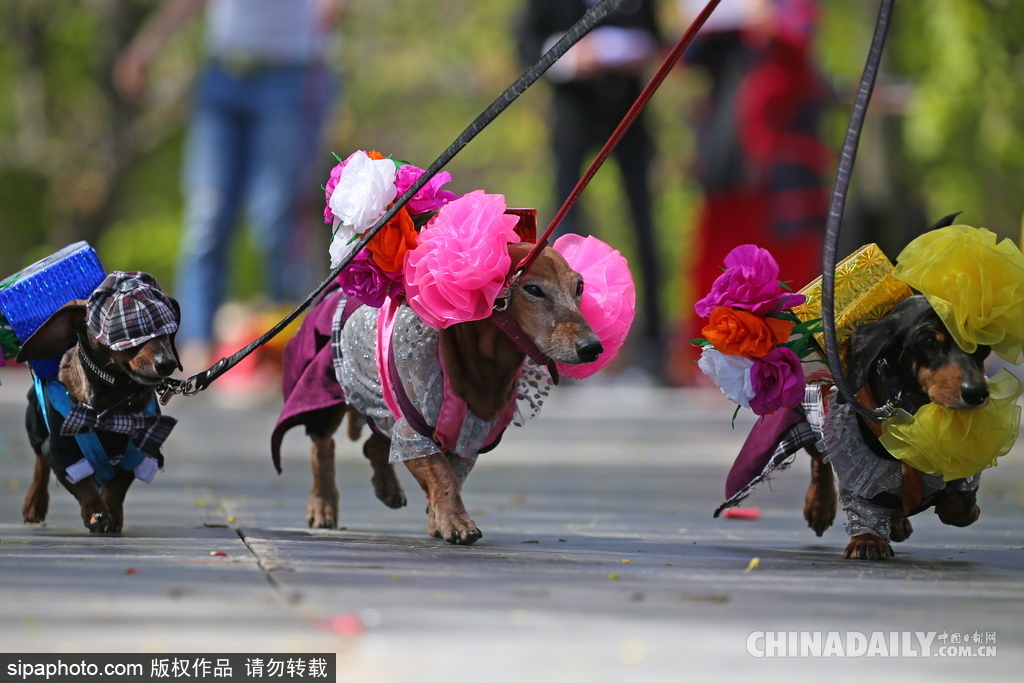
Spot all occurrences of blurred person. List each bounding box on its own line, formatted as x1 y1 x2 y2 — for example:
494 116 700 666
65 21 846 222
672 0 830 384
114 0 343 372
515 0 667 382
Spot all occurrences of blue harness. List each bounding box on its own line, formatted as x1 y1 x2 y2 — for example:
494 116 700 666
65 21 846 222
32 374 154 486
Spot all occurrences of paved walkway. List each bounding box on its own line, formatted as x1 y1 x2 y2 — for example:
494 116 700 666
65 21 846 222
1 367 1022 681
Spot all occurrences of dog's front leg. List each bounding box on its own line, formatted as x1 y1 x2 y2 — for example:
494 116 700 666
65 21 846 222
58 475 115 533
404 453 481 545
22 454 51 524
101 470 135 533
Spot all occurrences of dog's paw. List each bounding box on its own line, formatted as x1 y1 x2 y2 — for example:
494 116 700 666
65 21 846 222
84 511 119 534
22 484 50 524
429 509 482 545
307 496 338 529
843 533 894 560
371 473 407 510
803 485 836 537
22 504 48 525
890 517 914 543
935 492 980 527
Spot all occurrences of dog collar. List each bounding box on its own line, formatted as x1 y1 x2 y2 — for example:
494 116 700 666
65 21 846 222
78 341 133 387
488 310 560 384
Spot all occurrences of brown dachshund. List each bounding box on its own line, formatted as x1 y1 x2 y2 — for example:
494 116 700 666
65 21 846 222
291 243 602 544
17 272 181 533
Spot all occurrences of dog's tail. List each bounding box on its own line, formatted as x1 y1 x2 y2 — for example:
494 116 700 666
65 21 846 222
929 212 962 231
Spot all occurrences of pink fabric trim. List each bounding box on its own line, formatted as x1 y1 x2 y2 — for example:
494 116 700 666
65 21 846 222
376 296 404 420
435 346 470 453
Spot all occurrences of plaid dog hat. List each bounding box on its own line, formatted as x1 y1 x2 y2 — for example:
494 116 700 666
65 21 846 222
87 272 179 351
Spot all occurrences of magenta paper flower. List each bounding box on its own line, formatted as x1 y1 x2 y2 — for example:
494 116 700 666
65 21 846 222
749 346 805 415
336 249 404 309
394 164 459 215
404 191 519 328
694 244 805 317
551 234 636 379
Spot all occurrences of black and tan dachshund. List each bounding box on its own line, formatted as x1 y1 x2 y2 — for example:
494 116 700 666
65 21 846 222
803 215 991 559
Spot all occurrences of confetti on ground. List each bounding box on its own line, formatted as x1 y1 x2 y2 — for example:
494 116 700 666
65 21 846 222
226 516 236 523
744 558 760 572
723 507 761 520
621 559 631 563
210 551 227 557
607 573 619 580
521 540 539 544
124 568 137 575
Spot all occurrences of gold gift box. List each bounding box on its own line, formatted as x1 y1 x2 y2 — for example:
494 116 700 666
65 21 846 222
792 243 913 367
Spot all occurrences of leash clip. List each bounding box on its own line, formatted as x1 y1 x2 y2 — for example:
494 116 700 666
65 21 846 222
877 399 913 424
493 268 524 313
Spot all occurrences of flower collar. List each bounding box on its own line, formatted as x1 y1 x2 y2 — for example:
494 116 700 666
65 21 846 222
879 369 1022 480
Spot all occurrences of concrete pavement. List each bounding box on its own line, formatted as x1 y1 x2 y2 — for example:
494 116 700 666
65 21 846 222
1 365 1023 682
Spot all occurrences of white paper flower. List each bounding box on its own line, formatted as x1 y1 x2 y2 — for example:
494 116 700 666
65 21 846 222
327 151 398 235
697 346 755 407
328 218 359 269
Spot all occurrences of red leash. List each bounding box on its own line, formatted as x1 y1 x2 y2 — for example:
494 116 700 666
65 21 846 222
508 0 723 285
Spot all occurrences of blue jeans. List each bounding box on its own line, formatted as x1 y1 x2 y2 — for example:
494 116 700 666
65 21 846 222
176 62 337 344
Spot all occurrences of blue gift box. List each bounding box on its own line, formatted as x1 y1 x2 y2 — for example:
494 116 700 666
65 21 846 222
0 241 105 377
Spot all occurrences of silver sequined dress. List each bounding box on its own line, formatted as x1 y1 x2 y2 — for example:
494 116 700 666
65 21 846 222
808 385 980 541
331 296 553 464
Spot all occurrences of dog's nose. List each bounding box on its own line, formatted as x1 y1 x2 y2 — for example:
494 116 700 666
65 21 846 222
576 339 604 364
155 357 178 377
961 381 989 407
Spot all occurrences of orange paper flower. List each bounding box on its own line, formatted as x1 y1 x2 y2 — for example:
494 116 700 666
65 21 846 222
702 306 793 358
368 206 418 274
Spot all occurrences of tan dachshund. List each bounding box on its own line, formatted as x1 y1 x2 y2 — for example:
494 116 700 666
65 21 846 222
279 243 602 544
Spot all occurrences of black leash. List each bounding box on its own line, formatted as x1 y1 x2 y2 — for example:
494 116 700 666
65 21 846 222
820 0 900 422
158 0 627 403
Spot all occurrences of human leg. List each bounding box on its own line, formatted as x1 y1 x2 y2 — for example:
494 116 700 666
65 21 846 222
176 65 248 347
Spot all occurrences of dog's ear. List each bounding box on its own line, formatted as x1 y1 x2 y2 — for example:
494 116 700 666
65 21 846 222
167 296 184 372
845 296 928 391
928 212 961 231
846 317 894 393
16 300 88 362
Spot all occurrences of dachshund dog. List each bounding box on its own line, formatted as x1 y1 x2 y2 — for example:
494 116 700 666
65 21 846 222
802 294 990 559
17 272 181 533
275 243 602 544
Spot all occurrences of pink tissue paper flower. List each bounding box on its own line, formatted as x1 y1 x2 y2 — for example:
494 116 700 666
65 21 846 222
552 234 636 379
404 191 519 328
749 346 805 415
394 164 459 215
694 244 805 318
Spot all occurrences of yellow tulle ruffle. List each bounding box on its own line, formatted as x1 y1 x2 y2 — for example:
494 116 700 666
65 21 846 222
894 225 1024 364
879 370 1022 481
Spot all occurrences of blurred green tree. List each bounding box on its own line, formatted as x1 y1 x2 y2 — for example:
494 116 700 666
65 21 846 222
2 0 1022 322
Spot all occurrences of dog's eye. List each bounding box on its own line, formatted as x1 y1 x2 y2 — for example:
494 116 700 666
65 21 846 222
920 335 940 350
575 280 584 298
523 284 545 298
